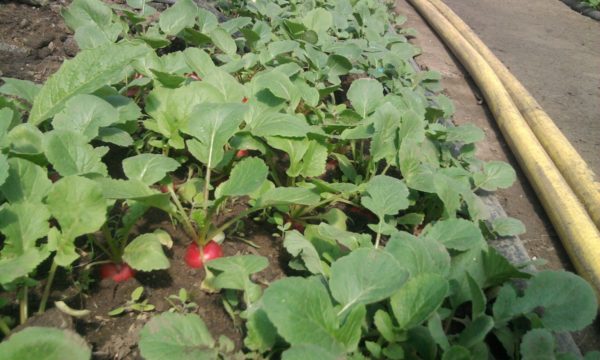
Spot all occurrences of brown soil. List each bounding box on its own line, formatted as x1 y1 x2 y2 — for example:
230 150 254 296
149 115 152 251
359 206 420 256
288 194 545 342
395 0 600 352
0 0 78 82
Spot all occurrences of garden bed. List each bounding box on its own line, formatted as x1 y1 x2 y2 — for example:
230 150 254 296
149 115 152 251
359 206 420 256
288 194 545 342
0 0 597 359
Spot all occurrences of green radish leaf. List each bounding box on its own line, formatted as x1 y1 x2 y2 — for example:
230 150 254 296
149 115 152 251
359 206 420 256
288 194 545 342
262 277 344 353
145 82 224 148
97 127 133 147
0 327 91 360
347 78 383 118
210 27 237 55
0 202 50 256
282 344 342 360
216 157 268 198
158 0 197 35
336 305 366 352
139 313 217 360
201 69 246 103
283 230 325 275
0 77 40 104
302 8 332 33
183 47 216 79
255 187 320 207
249 113 311 138
123 154 180 185
492 217 526 236
0 247 50 284
520 329 555 360
47 176 107 241
390 274 448 330
482 247 530 287
370 102 400 163
0 158 52 203
253 69 297 102
329 248 408 313
123 232 171 271
374 310 397 343
361 175 410 219
0 153 7 187
44 130 108 177
29 41 151 125
422 218 485 251
206 255 268 292
457 315 494 348
244 307 277 352
327 55 352 77
52 94 119 140
442 346 471 360
385 231 450 276
473 161 516 191
517 271 597 332
445 124 485 144
183 103 247 168
267 137 327 178
7 123 45 155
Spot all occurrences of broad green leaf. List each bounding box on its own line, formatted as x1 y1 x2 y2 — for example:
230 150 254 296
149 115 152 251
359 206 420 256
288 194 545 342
139 313 217 360
361 175 410 219
210 27 237 56
520 329 555 360
216 157 268 198
0 158 52 203
0 77 40 103
283 230 325 275
399 109 426 143
0 247 50 284
327 55 352 77
253 70 297 102
52 94 119 140
202 69 246 103
255 186 320 206
390 274 448 330
0 202 50 256
0 327 91 360
330 248 408 313
262 277 344 353
442 346 471 360
145 82 224 148
473 161 516 191
244 306 277 352
123 154 180 185
7 123 45 154
44 130 108 177
183 103 247 168
29 42 151 125
0 153 7 186
206 255 268 292
249 113 311 138
183 47 216 79
517 271 597 332
97 127 133 147
385 232 451 277
302 8 332 33
316 223 372 251
482 247 530 287
448 245 487 307
422 218 485 251
267 137 327 178
46 176 107 240
123 232 171 271
370 103 400 163
282 344 342 360
347 78 383 118
446 124 485 144
457 315 494 348
159 0 197 35
93 178 171 210
336 305 366 352
492 217 526 236
61 0 120 35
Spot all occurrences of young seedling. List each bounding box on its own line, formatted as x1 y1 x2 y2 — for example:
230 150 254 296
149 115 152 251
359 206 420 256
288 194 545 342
165 288 198 313
108 286 155 316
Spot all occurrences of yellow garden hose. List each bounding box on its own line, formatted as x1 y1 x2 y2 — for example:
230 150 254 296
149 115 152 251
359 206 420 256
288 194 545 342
427 0 600 230
406 0 600 299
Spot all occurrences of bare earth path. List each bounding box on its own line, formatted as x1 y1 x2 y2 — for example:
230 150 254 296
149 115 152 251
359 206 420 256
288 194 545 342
395 0 600 352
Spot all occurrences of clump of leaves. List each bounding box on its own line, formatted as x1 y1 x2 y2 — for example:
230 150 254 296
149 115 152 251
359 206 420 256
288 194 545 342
165 288 198 314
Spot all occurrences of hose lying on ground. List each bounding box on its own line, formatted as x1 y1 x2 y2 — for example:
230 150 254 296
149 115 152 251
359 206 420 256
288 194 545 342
427 0 600 232
407 0 600 300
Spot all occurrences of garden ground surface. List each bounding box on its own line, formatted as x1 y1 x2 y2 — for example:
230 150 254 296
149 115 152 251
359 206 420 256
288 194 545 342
0 0 599 355
396 0 600 352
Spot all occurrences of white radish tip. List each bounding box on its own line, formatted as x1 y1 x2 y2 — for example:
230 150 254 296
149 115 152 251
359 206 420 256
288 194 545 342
212 231 225 244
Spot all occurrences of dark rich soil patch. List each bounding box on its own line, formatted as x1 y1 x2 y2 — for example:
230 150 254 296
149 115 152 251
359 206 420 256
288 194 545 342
0 0 77 82
47 213 287 359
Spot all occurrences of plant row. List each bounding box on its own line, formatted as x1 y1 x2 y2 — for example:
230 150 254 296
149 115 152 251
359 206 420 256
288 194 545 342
0 0 597 359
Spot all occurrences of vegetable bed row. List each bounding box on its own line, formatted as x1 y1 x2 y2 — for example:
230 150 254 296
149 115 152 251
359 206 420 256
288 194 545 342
0 0 597 359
